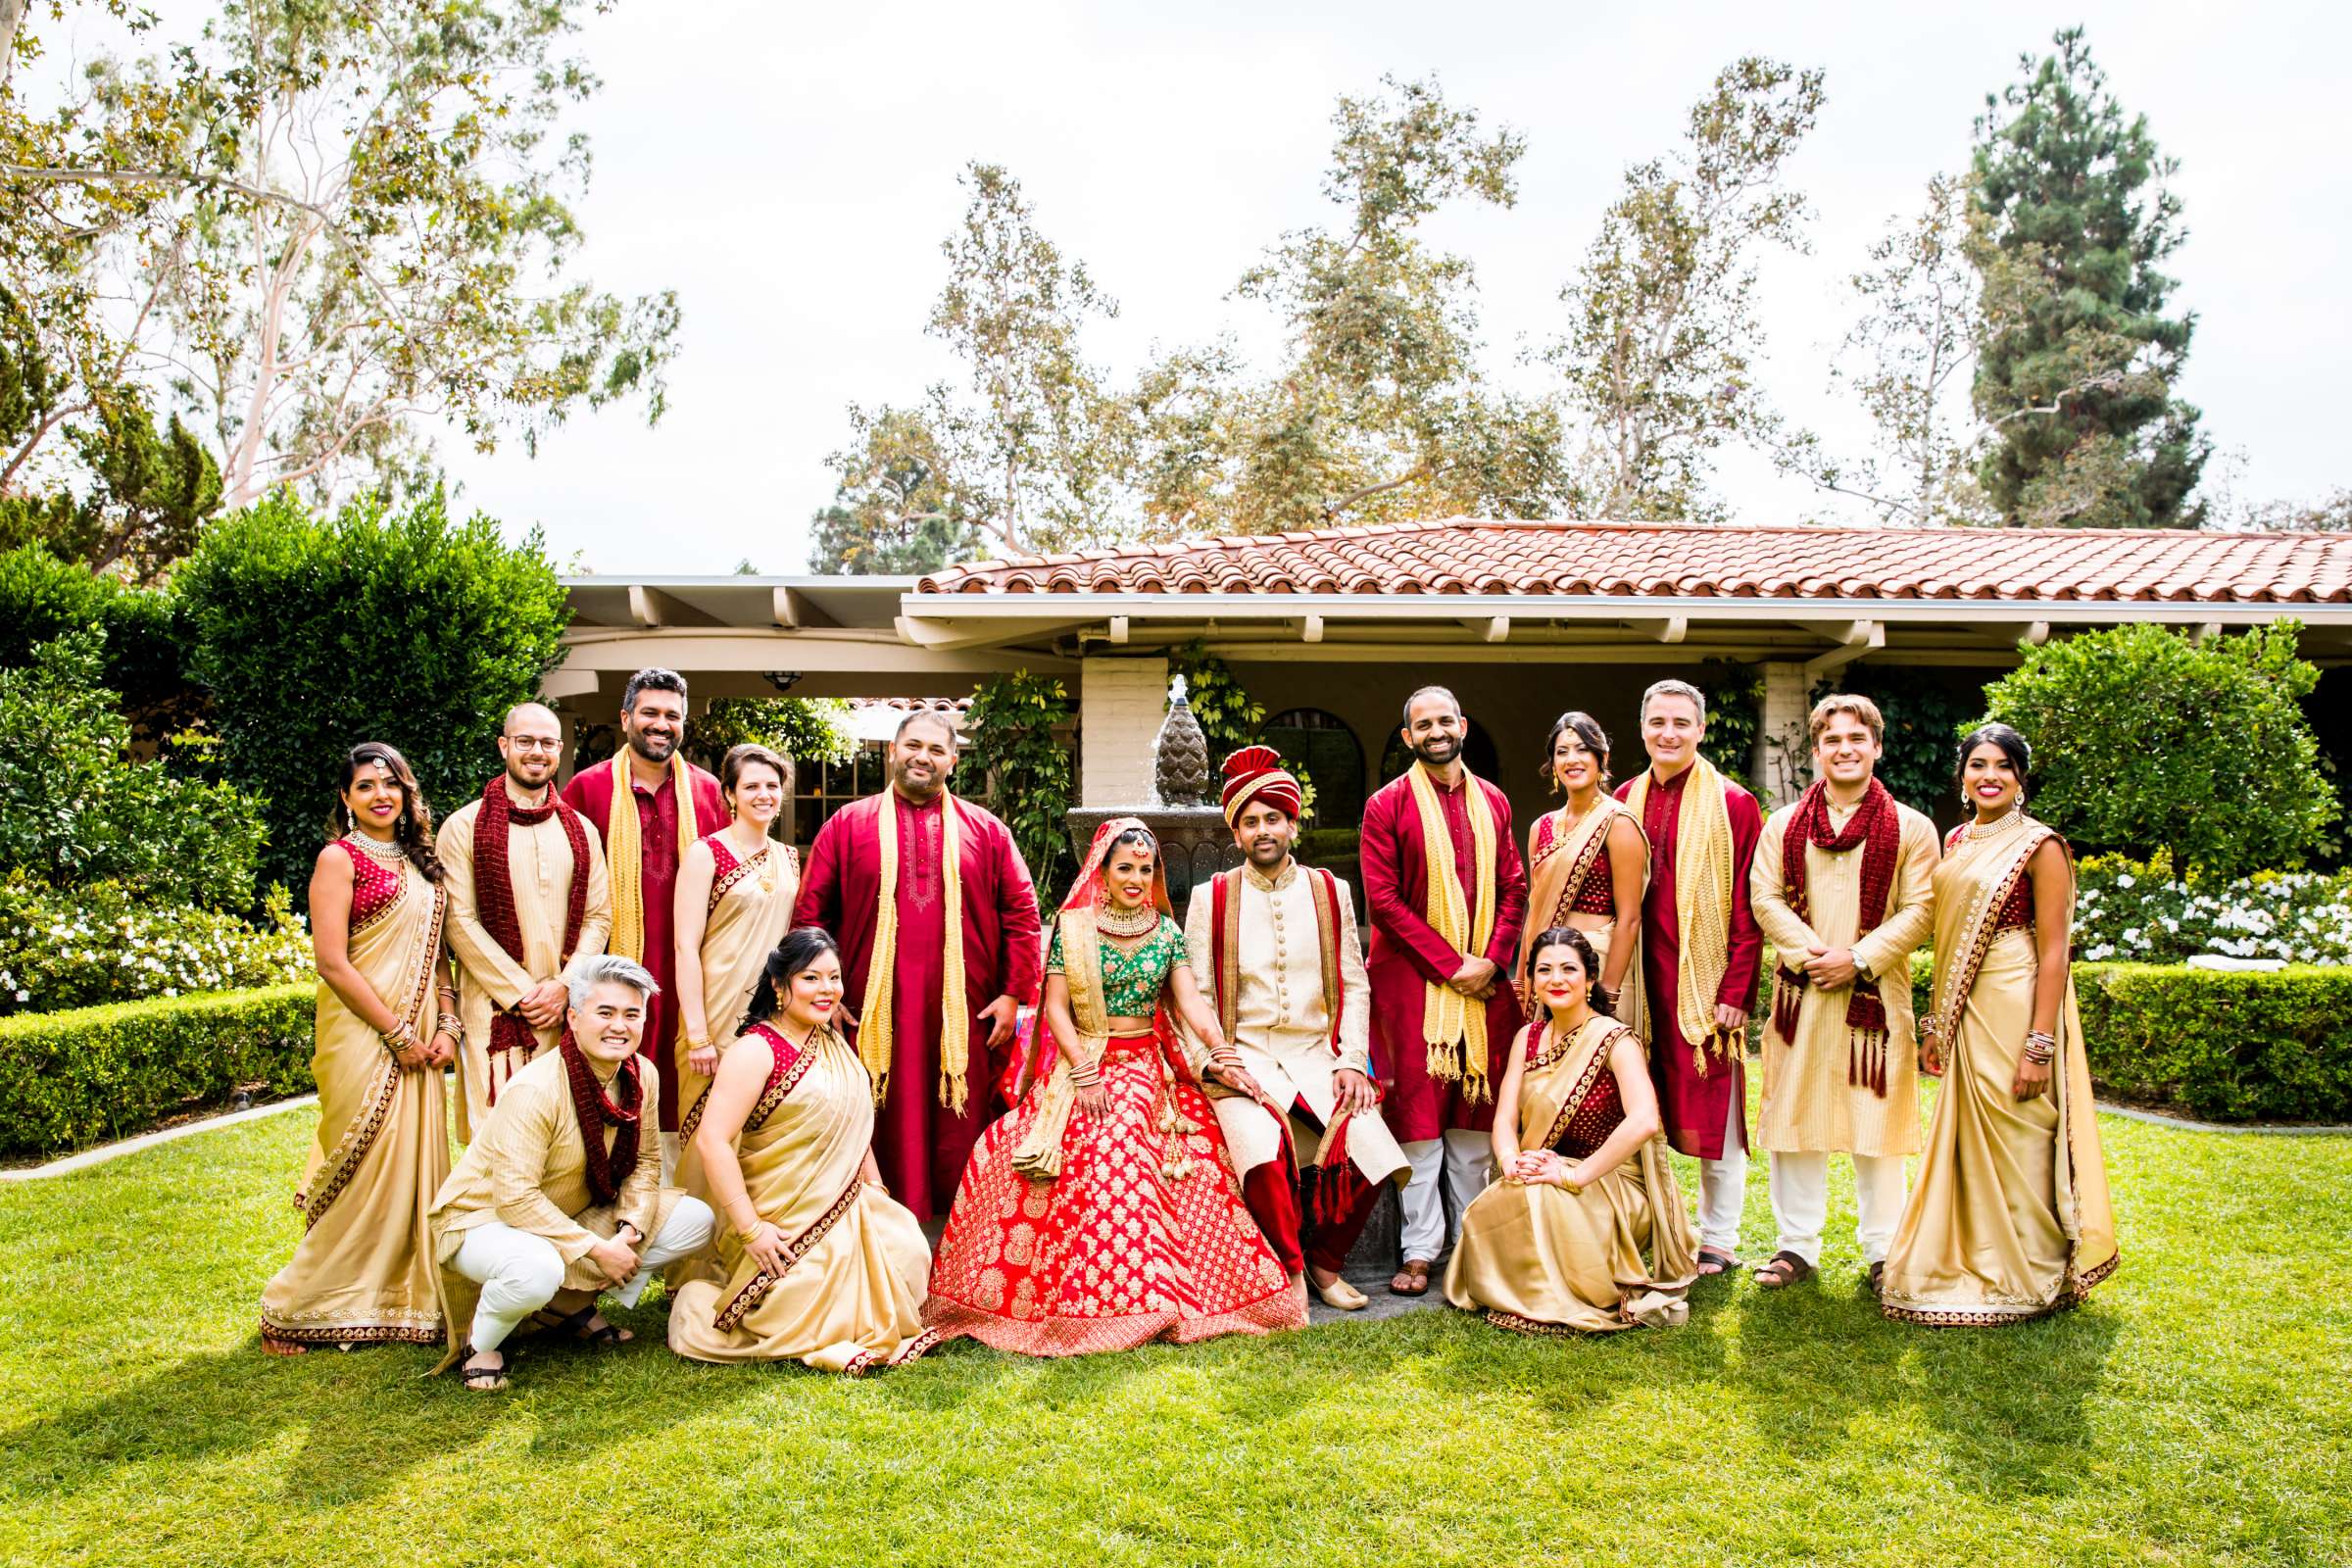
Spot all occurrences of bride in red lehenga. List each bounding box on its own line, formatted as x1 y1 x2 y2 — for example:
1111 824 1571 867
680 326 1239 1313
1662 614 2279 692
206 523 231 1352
925 818 1307 1355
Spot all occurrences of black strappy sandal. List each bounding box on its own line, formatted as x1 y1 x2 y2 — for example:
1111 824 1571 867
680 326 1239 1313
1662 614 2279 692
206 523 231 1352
547 1304 633 1347
1695 1249 1739 1277
1753 1250 1817 1290
458 1346 510 1391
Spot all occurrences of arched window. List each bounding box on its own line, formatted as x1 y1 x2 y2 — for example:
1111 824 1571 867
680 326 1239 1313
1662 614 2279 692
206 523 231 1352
1262 708 1365 825
1378 717 1500 789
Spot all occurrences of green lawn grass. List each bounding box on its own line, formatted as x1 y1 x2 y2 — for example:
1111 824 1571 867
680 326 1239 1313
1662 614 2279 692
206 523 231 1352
2 1100 2346 1568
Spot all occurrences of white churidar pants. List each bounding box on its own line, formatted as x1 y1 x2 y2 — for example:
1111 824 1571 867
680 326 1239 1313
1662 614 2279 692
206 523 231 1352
452 1196 715 1352
1696 1092 1749 1255
1397 1128 1493 1264
1767 1151 1907 1266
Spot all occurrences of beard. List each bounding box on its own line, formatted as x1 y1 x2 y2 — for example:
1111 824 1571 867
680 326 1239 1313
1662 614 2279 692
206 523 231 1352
891 758 945 799
1244 832 1291 867
506 757 555 792
626 726 677 763
1411 733 1461 766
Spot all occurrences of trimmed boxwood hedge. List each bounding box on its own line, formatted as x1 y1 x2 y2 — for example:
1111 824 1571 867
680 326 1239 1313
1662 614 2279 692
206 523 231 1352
2070 961 2352 1124
0 983 315 1157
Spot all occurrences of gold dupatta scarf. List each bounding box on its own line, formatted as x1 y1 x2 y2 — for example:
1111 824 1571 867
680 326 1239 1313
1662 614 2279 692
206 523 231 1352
1914 814 2119 1300
858 789 971 1112
1010 905 1110 1181
1516 1014 1698 1286
603 751 702 961
1625 756 1736 1069
1519 798 1650 1043
1406 760 1498 1102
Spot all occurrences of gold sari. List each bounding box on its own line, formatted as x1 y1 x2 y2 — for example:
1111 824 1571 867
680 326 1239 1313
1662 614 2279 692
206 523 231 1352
668 1023 934 1371
1519 798 1649 1044
1445 1015 1697 1334
260 839 453 1348
674 839 799 1134
1881 814 2119 1326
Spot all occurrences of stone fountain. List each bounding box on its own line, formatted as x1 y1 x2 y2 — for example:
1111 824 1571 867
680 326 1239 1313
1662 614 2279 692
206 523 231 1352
1064 676 1240 911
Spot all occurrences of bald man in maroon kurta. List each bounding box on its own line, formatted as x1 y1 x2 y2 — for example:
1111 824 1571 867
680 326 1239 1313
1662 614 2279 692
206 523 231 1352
1361 689 1527 1292
1615 680 1765 1268
792 718 1042 1221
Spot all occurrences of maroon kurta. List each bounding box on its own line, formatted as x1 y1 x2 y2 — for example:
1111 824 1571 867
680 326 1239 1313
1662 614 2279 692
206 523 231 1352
559 759 726 1131
1615 764 1765 1160
791 790 1042 1220
1360 769 1527 1143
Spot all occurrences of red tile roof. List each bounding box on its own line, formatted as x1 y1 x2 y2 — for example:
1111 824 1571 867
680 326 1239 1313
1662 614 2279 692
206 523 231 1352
916 518 2352 605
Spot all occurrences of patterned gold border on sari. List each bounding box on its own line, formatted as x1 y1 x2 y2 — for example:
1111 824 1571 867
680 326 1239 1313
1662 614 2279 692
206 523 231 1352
295 884 447 1229
709 841 785 909
678 1025 821 1146
712 1173 863 1333
1536 1023 1627 1153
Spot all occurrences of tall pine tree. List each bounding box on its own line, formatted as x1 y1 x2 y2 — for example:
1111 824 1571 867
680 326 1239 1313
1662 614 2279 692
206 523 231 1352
1970 27 2208 528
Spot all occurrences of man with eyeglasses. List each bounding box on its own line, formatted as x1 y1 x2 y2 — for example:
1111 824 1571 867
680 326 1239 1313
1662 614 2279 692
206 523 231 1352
440 702 614 1140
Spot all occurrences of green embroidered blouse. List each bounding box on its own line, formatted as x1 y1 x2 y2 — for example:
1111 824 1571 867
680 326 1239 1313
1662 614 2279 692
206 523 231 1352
1045 913 1189 1017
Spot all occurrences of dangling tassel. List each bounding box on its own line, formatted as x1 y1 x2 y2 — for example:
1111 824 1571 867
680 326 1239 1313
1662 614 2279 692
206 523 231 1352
1426 1039 1456 1083
1848 1030 1888 1098
1155 1083 1199 1182
1773 971 1807 1042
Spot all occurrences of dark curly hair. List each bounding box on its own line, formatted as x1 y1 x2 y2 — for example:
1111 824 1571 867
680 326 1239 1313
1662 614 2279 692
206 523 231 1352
329 742 443 884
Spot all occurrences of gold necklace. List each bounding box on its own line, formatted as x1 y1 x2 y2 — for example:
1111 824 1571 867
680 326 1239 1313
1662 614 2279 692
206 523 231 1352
1967 799 2027 840
1095 899 1159 938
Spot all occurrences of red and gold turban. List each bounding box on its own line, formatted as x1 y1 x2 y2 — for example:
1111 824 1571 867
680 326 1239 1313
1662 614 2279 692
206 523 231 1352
1221 745 1301 826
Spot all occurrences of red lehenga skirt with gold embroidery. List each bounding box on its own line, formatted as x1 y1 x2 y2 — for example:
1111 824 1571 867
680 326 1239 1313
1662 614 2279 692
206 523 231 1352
924 1033 1305 1356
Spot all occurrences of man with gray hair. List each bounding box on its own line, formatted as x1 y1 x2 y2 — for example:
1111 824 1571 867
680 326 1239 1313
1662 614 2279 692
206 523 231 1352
429 956 714 1390
1614 677 1765 1277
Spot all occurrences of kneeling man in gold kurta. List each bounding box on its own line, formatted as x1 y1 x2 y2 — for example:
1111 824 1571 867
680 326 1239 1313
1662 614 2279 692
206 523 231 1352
430 956 714 1390
1748 695 1937 1293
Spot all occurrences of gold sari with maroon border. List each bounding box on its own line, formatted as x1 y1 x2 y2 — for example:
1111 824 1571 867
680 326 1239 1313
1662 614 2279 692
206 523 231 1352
668 1023 935 1373
259 842 453 1348
1445 1015 1697 1334
1518 800 1649 1044
1881 814 2118 1326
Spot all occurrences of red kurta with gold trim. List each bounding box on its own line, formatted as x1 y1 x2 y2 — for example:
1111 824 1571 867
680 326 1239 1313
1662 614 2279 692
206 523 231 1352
1359 769 1528 1142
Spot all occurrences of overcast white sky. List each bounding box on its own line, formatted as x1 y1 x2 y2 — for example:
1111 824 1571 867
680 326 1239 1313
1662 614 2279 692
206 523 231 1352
72 1 2352 570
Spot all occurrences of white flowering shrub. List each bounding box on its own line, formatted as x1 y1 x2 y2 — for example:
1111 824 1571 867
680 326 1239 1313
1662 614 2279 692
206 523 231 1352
2074 851 2352 966
0 877 313 1015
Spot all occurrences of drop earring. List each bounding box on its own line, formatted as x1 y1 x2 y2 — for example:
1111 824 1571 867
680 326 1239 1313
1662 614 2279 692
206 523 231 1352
342 804 355 833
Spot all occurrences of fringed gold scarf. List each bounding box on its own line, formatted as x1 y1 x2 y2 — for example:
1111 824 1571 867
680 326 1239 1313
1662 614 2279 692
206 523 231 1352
1406 760 1497 1102
1627 756 1736 1070
603 751 702 962
858 789 971 1112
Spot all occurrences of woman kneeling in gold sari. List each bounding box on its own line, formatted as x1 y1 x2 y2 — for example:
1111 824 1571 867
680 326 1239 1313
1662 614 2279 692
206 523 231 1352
1881 723 2118 1326
1447 927 1698 1334
667 926 936 1372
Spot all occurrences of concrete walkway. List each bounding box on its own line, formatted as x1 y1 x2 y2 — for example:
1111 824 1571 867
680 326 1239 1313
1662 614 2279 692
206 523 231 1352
0 1095 317 1183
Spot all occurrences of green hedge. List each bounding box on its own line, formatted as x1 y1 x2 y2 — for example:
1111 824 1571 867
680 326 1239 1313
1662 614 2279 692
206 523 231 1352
2071 962 2352 1123
0 983 315 1157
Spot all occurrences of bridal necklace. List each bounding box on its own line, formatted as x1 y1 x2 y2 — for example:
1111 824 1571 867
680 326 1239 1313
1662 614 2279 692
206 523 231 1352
1095 896 1159 938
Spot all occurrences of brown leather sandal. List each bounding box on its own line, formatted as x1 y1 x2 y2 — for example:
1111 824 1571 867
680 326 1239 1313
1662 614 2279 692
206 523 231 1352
1753 1250 1817 1289
1389 1260 1432 1297
1695 1250 1738 1277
